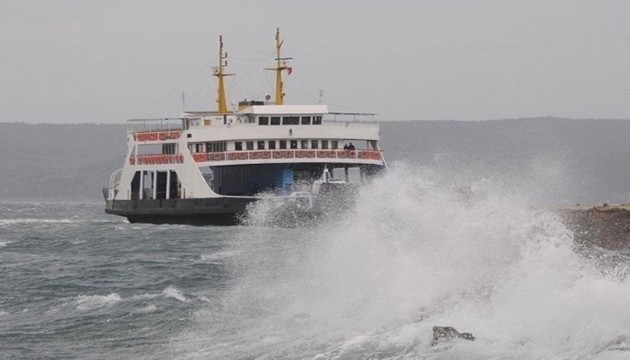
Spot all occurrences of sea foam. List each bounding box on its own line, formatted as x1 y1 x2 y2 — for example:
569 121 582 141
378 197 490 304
173 165 630 359
76 293 122 312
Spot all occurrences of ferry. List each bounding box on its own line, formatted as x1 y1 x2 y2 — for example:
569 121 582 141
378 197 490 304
104 29 387 225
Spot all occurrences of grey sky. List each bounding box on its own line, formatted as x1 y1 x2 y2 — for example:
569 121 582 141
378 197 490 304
1 0 629 123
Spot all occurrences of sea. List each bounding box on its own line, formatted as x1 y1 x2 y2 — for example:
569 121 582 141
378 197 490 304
1 119 630 359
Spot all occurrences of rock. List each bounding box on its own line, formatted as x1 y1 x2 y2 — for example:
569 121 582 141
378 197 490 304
560 205 630 250
431 326 475 346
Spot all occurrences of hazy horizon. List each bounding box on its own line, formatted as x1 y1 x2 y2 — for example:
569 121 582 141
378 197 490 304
2 119 630 204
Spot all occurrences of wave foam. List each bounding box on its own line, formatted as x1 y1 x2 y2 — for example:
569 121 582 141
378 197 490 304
162 287 187 302
175 166 630 358
0 218 77 226
135 305 158 314
199 250 241 263
76 293 122 312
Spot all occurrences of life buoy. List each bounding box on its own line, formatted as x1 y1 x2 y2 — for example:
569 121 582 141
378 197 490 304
348 151 356 158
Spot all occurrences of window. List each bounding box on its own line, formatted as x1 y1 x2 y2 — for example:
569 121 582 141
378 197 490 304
331 140 338 149
313 116 322 125
279 140 287 149
311 140 318 149
300 140 308 149
301 116 311 125
270 116 281 125
322 140 329 149
207 141 226 152
283 116 299 125
235 142 243 151
162 143 176 154
290 140 298 149
268 140 276 150
257 141 265 150
246 141 254 150
258 116 269 125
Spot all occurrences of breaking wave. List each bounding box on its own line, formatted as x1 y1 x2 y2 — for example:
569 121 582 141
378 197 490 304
76 293 122 312
174 165 630 359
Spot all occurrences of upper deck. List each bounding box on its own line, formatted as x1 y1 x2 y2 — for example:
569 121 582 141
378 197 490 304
127 105 380 143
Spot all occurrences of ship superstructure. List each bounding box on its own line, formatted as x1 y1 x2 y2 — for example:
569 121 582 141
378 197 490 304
104 29 386 225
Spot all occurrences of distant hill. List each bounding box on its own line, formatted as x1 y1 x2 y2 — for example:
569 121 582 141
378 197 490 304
0 123 127 201
1 118 629 203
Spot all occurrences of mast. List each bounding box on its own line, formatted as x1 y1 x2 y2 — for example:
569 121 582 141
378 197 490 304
213 35 233 113
265 28 292 105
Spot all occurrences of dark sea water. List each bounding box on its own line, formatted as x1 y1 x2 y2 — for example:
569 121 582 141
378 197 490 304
2 165 630 359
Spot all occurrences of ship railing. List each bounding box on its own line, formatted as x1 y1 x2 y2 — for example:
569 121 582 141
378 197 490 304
189 149 383 162
128 150 383 166
323 112 378 125
103 168 123 199
126 117 200 133
130 154 185 165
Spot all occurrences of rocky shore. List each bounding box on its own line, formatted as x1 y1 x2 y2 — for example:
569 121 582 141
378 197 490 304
561 205 630 250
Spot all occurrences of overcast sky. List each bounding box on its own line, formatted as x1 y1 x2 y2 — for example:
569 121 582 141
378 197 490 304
1 0 629 123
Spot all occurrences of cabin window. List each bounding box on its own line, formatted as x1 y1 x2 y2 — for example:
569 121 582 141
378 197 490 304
195 143 204 153
300 140 308 149
331 140 338 149
311 140 318 149
321 140 329 149
207 141 226 152
290 140 298 149
283 116 299 125
257 141 265 150
258 116 269 125
268 140 276 150
313 116 322 125
235 141 243 151
301 116 311 125
162 143 176 154
270 116 281 125
279 140 287 149
246 141 254 150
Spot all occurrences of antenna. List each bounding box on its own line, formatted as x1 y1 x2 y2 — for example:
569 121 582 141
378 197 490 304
214 35 234 113
264 28 293 105
182 92 186 111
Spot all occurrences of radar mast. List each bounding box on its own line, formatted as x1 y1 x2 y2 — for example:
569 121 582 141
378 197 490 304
213 35 233 113
265 28 292 105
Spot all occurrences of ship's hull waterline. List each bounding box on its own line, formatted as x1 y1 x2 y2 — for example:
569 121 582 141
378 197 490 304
105 197 256 225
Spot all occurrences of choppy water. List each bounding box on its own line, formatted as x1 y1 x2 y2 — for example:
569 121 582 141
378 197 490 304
1 167 630 359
